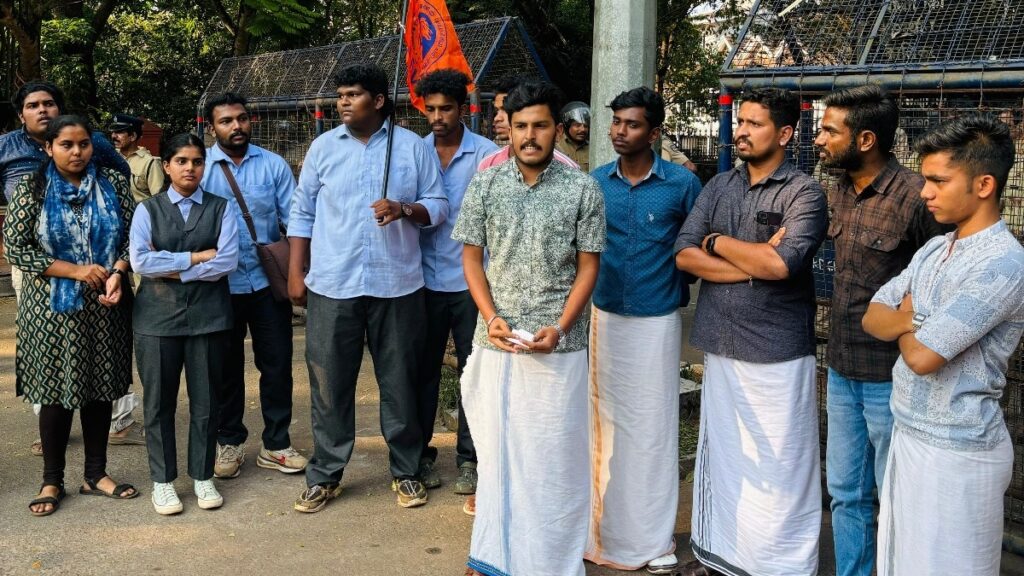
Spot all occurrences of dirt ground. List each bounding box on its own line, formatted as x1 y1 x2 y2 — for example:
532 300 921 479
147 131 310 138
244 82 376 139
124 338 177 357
3 295 1023 575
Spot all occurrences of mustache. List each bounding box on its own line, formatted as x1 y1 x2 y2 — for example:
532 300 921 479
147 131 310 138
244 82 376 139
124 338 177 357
733 137 751 146
519 139 541 150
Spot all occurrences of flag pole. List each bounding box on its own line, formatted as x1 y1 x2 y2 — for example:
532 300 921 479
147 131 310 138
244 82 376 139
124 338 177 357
381 0 410 203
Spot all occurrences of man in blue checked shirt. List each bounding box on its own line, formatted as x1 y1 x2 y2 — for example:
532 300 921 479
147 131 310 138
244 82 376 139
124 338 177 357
411 69 498 513
200 92 307 481
585 87 702 576
288 64 448 513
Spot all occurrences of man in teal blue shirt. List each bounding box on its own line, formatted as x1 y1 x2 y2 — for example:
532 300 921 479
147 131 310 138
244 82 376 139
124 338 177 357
200 92 306 481
586 86 701 575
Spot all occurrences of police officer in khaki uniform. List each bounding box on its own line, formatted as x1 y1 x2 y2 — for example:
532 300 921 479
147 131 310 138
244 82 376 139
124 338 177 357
110 114 164 202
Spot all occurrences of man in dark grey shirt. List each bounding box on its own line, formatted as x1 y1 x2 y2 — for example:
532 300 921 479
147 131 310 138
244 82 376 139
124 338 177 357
674 88 827 576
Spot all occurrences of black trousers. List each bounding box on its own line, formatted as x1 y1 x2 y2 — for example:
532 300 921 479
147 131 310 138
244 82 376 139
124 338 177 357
418 289 478 466
216 288 294 450
39 401 112 486
136 331 229 483
304 289 425 486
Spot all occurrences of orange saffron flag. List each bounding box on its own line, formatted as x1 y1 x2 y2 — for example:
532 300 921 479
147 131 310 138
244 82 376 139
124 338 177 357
404 0 476 112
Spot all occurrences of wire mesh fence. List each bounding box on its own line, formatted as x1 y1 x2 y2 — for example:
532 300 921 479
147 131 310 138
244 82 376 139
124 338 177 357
683 90 1024 524
200 17 547 178
727 0 1024 71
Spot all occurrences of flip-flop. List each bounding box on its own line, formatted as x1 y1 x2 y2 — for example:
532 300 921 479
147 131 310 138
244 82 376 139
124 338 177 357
29 484 66 517
79 477 140 500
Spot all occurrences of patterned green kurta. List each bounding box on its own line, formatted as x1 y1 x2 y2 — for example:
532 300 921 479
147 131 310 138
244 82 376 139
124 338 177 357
3 168 135 409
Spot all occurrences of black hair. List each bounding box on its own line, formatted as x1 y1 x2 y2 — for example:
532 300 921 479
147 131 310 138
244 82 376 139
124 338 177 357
495 75 525 95
159 133 207 192
30 114 92 201
204 92 248 124
333 63 394 118
740 87 801 133
12 81 65 115
503 80 564 124
414 69 470 106
608 86 665 129
822 85 900 155
914 115 1015 200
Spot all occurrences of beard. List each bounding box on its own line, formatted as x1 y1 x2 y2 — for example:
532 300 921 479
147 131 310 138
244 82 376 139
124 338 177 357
217 131 250 152
819 139 862 171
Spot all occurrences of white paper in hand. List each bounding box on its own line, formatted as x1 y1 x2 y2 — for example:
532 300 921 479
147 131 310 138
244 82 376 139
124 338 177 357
508 328 535 347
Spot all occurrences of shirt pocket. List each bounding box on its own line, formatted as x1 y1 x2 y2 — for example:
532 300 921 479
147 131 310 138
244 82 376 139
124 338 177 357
855 229 902 285
389 165 417 204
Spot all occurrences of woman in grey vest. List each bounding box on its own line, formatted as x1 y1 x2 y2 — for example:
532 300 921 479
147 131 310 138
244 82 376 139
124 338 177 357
3 115 139 516
128 133 239 515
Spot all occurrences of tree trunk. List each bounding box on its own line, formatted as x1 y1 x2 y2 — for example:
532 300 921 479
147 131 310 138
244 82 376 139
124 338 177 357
233 3 255 56
0 1 44 85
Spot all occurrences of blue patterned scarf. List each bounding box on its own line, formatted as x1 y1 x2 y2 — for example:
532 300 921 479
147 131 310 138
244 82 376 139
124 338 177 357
35 162 122 313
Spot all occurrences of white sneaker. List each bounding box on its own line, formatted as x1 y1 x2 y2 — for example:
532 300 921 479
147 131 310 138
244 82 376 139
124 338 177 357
646 553 678 574
214 443 245 478
193 479 223 510
152 482 183 515
257 445 308 473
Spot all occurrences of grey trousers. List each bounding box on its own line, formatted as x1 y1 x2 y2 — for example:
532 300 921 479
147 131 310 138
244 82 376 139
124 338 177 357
304 289 426 487
136 331 229 483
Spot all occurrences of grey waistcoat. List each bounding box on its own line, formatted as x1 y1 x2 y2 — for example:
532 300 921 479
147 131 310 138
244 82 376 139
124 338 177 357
133 192 233 336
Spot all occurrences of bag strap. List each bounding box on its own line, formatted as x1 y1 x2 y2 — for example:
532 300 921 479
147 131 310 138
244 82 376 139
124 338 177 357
218 161 258 242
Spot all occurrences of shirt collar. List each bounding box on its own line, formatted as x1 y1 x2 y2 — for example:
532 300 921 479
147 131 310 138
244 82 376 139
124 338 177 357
424 123 476 161
337 119 390 141
950 219 1008 249
839 155 903 197
208 142 260 165
19 127 43 150
168 186 204 205
739 158 796 187
510 156 559 186
609 149 664 184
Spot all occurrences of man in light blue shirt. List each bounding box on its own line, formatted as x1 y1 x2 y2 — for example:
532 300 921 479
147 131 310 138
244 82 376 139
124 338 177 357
863 116 1024 576
289 64 447 513
411 70 498 508
199 92 307 481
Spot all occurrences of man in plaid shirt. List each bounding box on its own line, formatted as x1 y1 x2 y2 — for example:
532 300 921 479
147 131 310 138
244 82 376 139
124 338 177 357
813 85 947 576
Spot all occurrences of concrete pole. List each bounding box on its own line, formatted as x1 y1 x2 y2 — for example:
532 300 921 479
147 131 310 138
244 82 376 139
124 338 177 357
590 0 658 170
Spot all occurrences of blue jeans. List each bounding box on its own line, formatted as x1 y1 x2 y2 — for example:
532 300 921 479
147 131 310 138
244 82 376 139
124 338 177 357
826 368 894 576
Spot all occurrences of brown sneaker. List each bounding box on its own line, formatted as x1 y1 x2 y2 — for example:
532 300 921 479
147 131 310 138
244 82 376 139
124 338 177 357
462 495 476 516
108 422 146 445
294 483 342 514
214 444 244 479
391 478 428 508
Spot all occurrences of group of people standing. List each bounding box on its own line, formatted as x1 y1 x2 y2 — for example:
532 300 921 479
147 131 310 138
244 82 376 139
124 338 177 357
1 64 1022 576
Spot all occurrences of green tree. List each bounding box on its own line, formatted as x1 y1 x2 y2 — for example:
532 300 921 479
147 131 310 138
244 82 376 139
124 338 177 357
91 10 231 134
207 0 318 56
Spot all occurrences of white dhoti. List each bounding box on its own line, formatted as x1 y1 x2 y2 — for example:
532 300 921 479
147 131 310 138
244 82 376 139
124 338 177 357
585 307 681 569
691 353 821 576
877 424 1012 576
462 347 590 576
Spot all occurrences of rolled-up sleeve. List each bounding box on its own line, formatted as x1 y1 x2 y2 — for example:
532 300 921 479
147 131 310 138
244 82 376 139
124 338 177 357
773 181 828 275
289 142 320 239
413 140 448 229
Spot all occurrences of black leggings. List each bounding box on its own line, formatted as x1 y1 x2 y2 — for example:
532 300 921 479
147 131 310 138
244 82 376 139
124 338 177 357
38 401 113 487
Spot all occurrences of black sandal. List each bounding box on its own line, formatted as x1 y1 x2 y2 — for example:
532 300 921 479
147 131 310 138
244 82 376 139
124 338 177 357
29 483 66 517
79 476 139 500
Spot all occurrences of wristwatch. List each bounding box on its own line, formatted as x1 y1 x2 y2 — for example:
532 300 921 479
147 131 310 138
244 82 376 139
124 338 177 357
400 202 414 218
911 312 927 332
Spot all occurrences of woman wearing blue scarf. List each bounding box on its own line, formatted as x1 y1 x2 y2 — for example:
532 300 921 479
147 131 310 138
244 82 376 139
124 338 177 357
3 115 139 516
